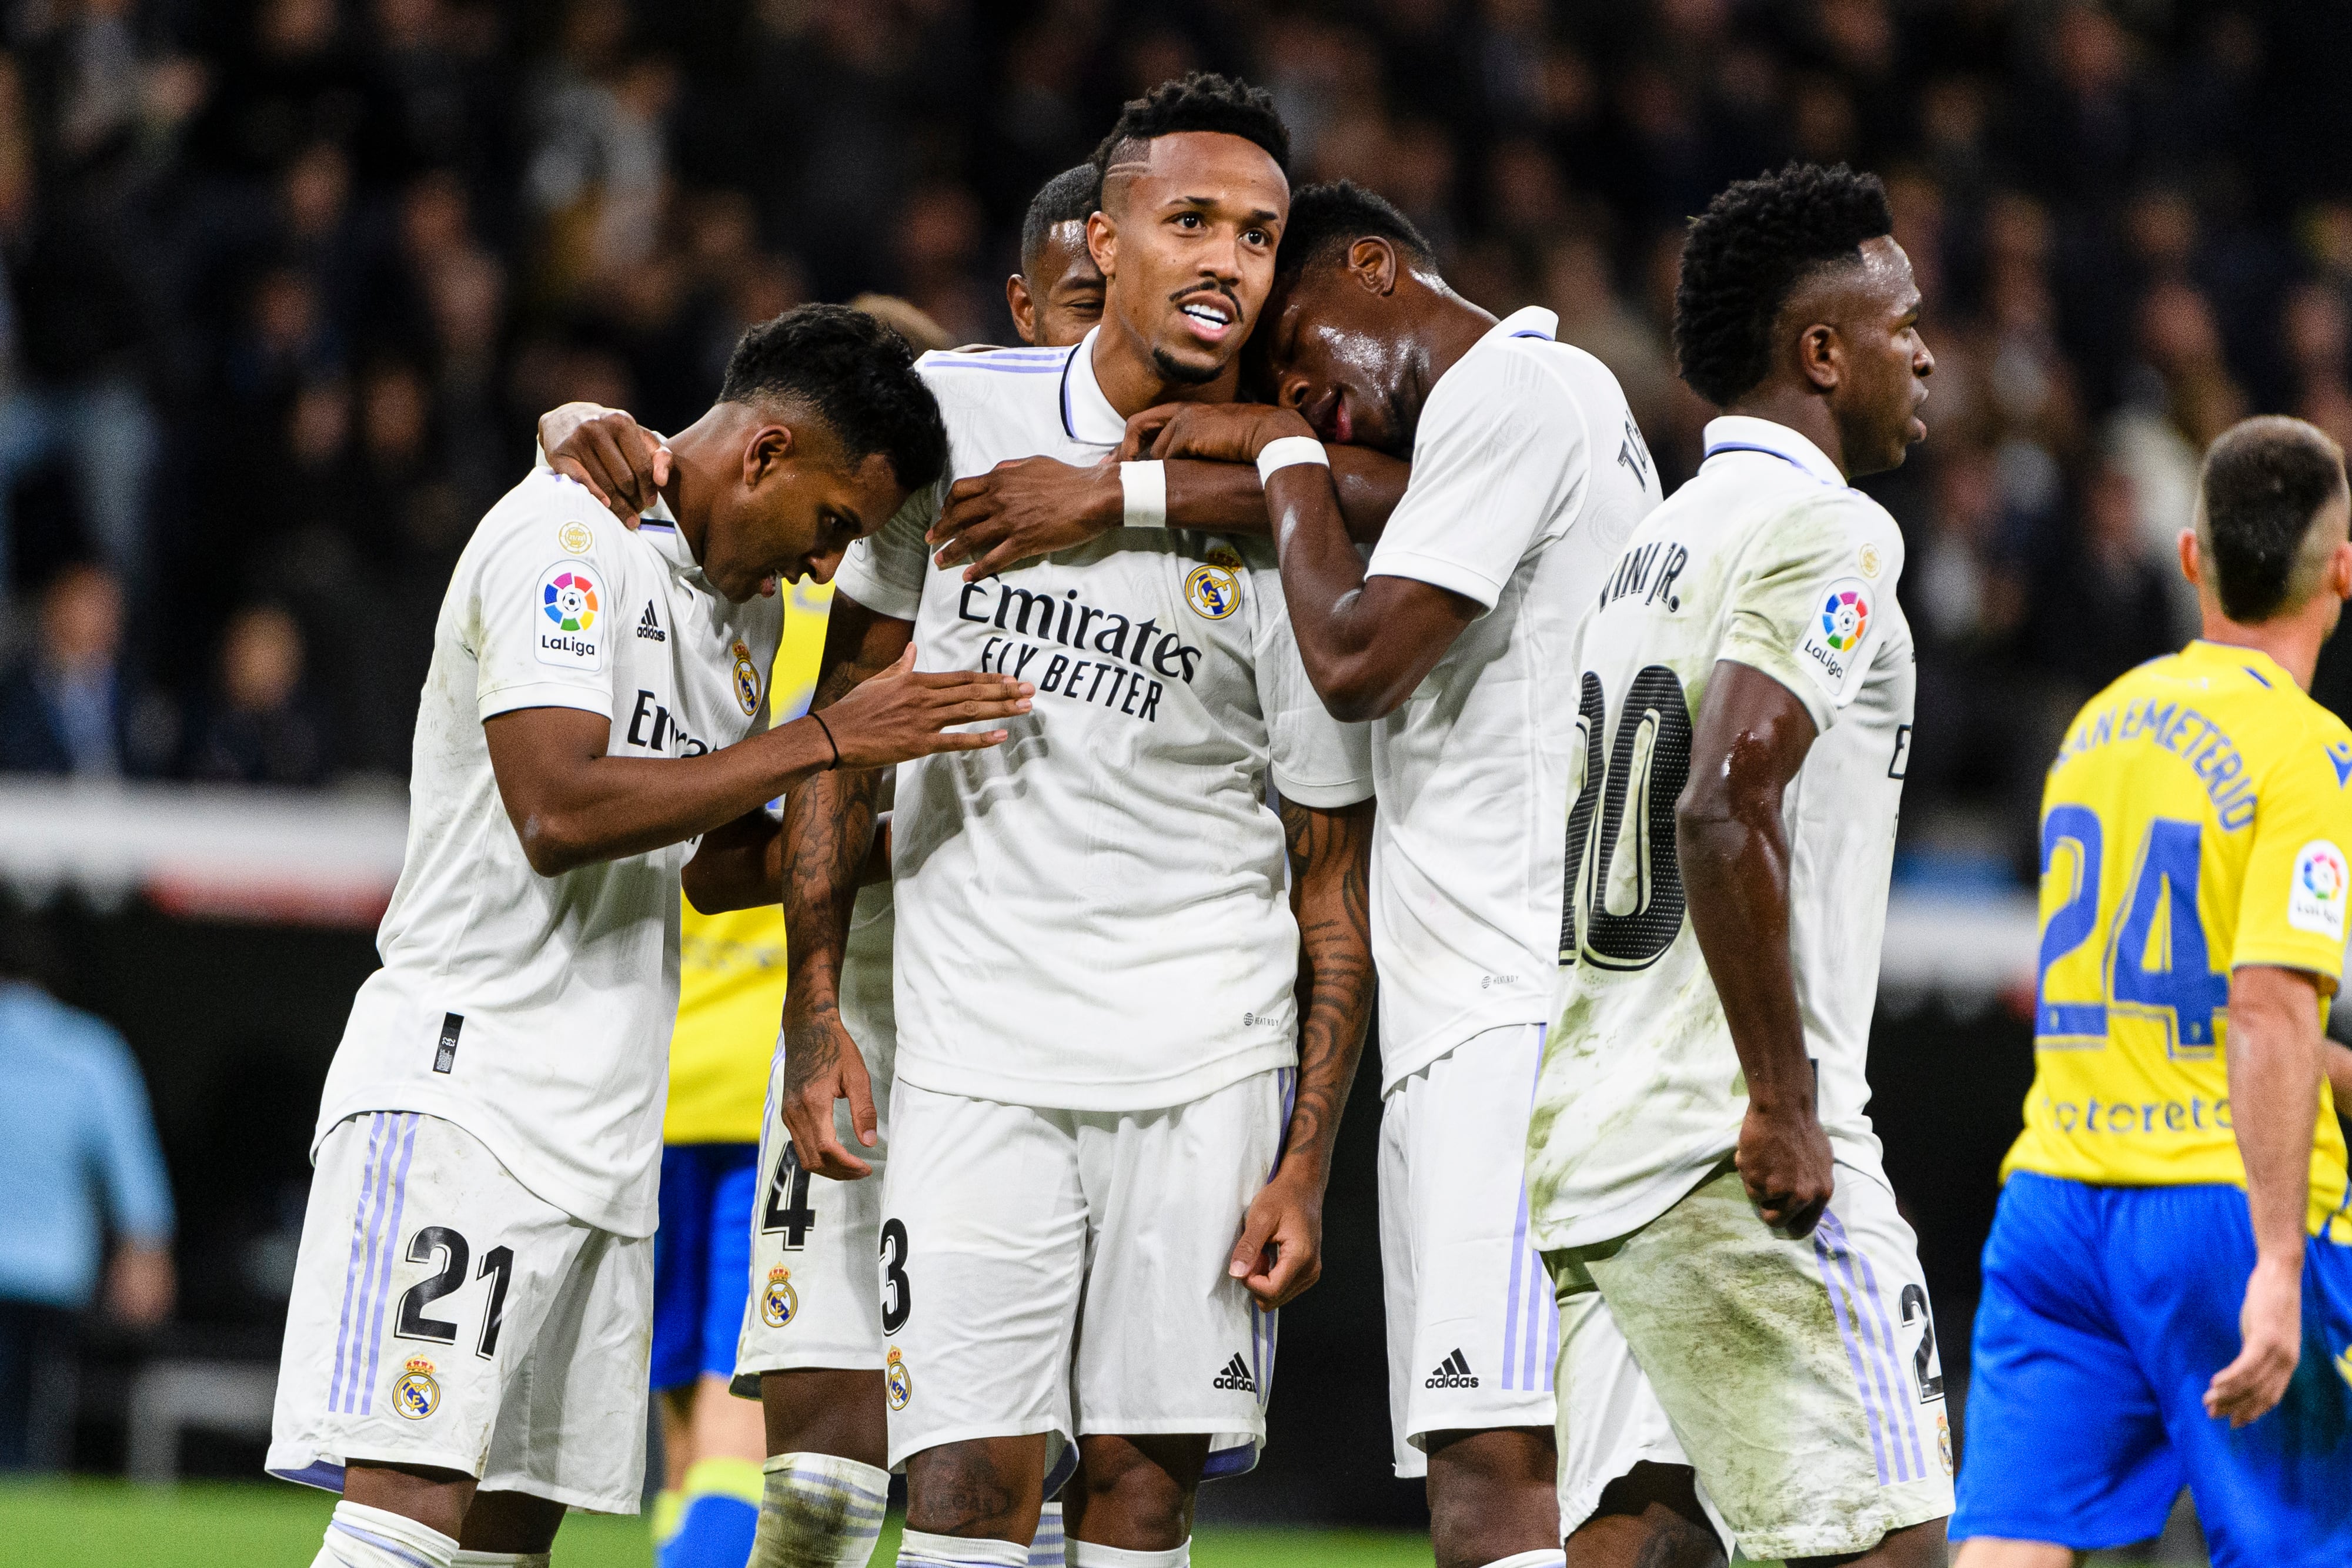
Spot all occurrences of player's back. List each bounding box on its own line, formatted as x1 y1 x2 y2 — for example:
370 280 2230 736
2009 640 2352 1237
1528 418 1915 1253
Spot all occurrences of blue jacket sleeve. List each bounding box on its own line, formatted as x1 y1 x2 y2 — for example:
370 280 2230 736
85 1024 174 1245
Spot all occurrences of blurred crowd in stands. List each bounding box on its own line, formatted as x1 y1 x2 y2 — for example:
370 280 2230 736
0 0 2348 882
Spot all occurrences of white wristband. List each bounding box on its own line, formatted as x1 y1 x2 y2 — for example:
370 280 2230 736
1256 436 1329 486
1119 460 1168 529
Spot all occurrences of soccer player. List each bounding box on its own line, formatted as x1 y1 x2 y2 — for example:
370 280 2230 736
787 73 1375 1568
1007 163 1105 350
1521 163 1946 1565
263 306 1031 1568
1952 416 2352 1566
1070 182 1728 1568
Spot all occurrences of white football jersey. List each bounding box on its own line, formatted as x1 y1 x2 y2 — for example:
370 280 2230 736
1526 416 1916 1252
316 469 783 1237
833 334 1374 1112
1361 306 1661 1089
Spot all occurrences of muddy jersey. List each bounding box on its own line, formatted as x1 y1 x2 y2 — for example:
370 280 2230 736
1526 416 1916 1251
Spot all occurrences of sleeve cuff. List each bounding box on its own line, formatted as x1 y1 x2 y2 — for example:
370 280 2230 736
1717 642 1838 734
1365 549 1504 613
1271 768 1374 810
2229 945 2346 984
833 557 922 623
477 681 614 723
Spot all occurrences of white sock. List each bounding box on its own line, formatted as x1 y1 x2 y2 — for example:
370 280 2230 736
450 1554 551 1567
1026 1503 1065 1568
897 1529 1030 1568
312 1500 460 1568
753 1451 892 1568
1478 1553 1565 1568
1067 1542 1188 1568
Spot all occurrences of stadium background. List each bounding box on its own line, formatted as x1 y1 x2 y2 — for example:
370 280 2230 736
5 0 2352 1560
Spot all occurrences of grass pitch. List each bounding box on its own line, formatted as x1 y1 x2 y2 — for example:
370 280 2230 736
0 1480 1439 1568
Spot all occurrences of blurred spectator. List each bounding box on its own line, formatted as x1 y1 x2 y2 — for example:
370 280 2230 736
0 903 175 1471
0 564 173 777
182 604 332 786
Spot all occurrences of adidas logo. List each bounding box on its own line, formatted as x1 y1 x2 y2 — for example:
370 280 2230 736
1425 1349 1480 1389
636 603 666 641
1211 1353 1257 1393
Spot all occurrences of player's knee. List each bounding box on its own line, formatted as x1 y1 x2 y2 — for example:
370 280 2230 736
906 1440 1043 1540
1422 1429 1560 1568
1066 1436 1201 1550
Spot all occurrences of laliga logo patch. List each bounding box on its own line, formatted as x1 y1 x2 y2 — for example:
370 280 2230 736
760 1266 799 1329
536 560 604 671
885 1348 913 1410
2290 840 2348 940
1185 562 1241 621
1794 576 1872 696
731 638 762 717
393 1356 440 1420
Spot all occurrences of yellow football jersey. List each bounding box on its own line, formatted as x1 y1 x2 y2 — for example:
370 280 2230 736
2005 640 2352 1238
662 579 834 1145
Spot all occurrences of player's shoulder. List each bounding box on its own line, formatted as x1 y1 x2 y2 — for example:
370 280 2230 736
1730 482 1904 586
2241 671 2352 788
914 344 1074 456
463 469 637 576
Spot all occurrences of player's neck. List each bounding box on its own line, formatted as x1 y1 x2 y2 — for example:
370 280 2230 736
2197 607 2324 691
1413 293 1501 404
1723 389 1852 479
1090 313 1242 419
656 421 724 565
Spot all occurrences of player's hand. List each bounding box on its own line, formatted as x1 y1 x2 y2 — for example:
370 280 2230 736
1116 403 1315 466
928 456 1121 582
540 403 669 523
815 643 1033 768
1228 1165 1325 1310
780 1000 877 1181
2206 1252 2303 1427
1735 1098 1836 1238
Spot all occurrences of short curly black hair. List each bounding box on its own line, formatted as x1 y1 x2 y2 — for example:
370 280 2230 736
1274 180 1433 283
2198 415 2349 623
1673 163 1893 407
719 303 948 493
1091 72 1289 186
1020 163 1101 278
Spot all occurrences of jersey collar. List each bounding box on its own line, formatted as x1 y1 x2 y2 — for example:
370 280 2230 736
1061 328 1127 447
1488 305 1559 343
1699 414 1845 488
2183 638 2292 689
636 492 713 592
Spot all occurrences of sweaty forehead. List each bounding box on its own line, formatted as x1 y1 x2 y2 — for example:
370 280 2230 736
1105 131 1289 215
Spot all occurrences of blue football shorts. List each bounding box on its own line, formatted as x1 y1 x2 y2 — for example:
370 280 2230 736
1953 1171 2352 1565
650 1143 760 1392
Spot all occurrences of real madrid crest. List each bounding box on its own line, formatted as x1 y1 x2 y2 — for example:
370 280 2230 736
557 520 595 556
761 1266 799 1329
885 1347 913 1410
1185 562 1241 621
731 638 762 717
1935 1412 1953 1476
393 1356 440 1420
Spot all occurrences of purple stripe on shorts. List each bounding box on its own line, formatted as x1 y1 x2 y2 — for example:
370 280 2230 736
360 1114 423 1415
334 1114 393 1413
329 1114 387 1413
1813 1222 1892 1485
1842 1222 1929 1480
1816 1213 1910 1486
1502 1187 1528 1389
1502 1028 1548 1391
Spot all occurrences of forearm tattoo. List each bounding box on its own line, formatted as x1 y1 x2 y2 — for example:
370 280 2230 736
1281 796 1376 1174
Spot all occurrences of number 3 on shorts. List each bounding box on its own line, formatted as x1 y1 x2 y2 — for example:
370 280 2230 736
880 1218 912 1334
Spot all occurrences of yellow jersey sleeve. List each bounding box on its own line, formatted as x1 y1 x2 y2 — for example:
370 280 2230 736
663 582 835 1145
2231 723 2351 986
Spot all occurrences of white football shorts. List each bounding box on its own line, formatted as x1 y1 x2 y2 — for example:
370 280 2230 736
877 1069 1291 1475
1551 1158 1953 1560
267 1111 652 1513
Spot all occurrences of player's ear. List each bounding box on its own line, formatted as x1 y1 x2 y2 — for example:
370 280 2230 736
1087 210 1117 280
1006 274 1038 346
2177 527 2203 591
745 423 794 489
1798 322 1840 392
2330 537 2352 601
1351 236 1399 295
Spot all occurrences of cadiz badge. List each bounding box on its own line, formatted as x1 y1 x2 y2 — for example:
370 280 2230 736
393 1356 440 1420
885 1348 913 1410
761 1266 799 1329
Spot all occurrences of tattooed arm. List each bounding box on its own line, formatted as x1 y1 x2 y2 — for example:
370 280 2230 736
778 593 913 1180
1228 795 1377 1309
